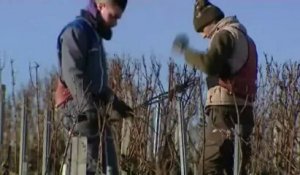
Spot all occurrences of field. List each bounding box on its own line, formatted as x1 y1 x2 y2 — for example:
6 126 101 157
0 54 299 175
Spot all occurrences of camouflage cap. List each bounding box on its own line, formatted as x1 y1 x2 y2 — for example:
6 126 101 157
193 0 224 32
95 0 127 11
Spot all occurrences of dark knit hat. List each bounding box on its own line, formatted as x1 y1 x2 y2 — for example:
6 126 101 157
96 0 127 11
193 0 224 32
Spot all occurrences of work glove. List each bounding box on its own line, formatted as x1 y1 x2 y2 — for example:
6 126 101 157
112 97 134 119
172 33 189 55
98 88 134 120
74 109 99 136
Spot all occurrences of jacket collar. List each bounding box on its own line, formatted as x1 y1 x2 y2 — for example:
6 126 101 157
79 9 112 40
208 16 246 38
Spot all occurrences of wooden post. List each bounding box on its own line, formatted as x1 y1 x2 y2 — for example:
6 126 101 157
120 92 133 175
153 102 161 161
146 107 154 161
0 84 6 146
177 99 187 175
70 136 87 175
120 118 132 175
42 109 52 175
0 55 5 146
19 97 28 175
234 124 242 175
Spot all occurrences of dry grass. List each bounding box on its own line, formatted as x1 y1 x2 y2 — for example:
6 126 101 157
0 54 299 174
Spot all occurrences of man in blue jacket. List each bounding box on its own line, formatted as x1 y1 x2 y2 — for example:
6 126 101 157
55 0 133 174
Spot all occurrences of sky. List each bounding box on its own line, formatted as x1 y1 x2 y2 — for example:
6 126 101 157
0 0 299 93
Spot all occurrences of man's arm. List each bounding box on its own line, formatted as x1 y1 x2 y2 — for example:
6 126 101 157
183 30 235 76
60 24 94 112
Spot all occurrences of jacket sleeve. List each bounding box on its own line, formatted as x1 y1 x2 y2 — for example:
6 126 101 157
183 30 235 76
60 24 95 112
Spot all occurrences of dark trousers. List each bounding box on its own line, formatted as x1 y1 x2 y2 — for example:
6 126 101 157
61 105 119 175
200 105 254 175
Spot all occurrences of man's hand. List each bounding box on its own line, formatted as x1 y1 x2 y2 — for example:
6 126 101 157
73 109 99 136
112 97 134 119
172 33 189 55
